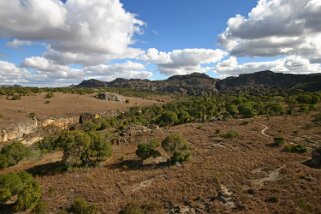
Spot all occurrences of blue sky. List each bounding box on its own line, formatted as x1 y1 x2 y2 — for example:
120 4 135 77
0 0 320 86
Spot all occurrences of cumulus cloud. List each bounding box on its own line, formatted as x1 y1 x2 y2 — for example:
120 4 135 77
141 48 226 76
0 61 29 84
215 55 321 78
6 39 32 48
219 0 321 62
84 61 152 81
0 0 144 65
22 56 83 80
0 57 152 86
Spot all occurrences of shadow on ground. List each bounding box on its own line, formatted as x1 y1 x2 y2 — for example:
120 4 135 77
108 159 170 171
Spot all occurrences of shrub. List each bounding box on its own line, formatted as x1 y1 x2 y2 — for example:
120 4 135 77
10 94 21 100
272 137 285 147
267 196 279 203
29 112 37 119
161 134 191 164
136 140 161 162
0 172 41 211
283 144 307 153
119 202 165 214
220 130 239 139
69 197 98 214
45 92 54 99
32 200 47 214
0 142 32 169
157 111 178 126
238 103 255 118
60 131 112 167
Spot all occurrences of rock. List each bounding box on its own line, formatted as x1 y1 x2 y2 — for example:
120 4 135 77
95 93 125 102
311 147 321 166
79 113 99 124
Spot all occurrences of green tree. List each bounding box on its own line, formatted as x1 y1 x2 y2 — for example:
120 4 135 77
60 131 112 167
136 140 161 162
0 172 41 211
238 103 255 118
0 142 31 168
69 197 98 214
157 111 178 126
161 134 191 164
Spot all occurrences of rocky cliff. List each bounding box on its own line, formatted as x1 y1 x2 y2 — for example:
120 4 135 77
0 116 79 145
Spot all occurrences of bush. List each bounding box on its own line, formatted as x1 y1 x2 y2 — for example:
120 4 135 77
272 137 285 147
32 200 47 214
220 130 239 139
119 202 165 214
45 92 54 99
60 131 112 167
238 103 255 118
0 142 32 169
161 134 191 164
157 111 178 126
0 172 41 211
283 144 307 153
69 197 98 214
10 94 21 100
136 140 161 162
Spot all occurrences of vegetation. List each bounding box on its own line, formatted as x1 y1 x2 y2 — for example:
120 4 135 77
161 134 191 164
136 140 161 162
99 91 321 131
0 142 32 169
45 92 54 99
220 130 239 139
68 197 98 214
37 130 112 167
283 144 307 153
119 202 165 214
0 172 41 211
272 137 286 147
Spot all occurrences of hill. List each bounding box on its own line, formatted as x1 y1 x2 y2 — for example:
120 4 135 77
78 73 218 95
216 70 321 92
77 71 321 94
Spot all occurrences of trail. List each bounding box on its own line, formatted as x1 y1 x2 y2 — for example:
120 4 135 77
255 122 271 138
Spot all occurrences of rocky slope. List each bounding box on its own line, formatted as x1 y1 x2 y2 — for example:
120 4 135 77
77 71 321 94
216 70 321 91
78 73 218 95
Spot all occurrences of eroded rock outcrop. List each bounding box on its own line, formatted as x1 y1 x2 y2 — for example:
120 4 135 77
0 116 79 144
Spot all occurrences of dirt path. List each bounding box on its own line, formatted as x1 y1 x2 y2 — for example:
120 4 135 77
255 122 271 138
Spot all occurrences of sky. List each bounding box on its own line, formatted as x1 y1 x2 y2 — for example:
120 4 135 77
0 0 321 86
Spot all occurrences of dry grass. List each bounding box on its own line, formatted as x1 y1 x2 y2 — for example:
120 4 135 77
1 112 320 213
0 93 169 128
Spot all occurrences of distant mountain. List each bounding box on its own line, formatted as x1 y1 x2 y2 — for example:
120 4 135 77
78 73 218 95
77 71 321 95
216 70 321 92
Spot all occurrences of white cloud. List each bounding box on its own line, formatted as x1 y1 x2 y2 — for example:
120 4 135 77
84 61 152 81
141 48 227 76
219 0 321 62
215 55 321 78
22 56 83 80
0 61 29 84
0 0 144 65
6 39 32 48
0 57 152 85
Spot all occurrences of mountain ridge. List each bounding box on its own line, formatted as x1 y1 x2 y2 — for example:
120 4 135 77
77 71 321 95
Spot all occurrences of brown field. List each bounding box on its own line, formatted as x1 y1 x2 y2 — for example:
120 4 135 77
0 92 169 128
1 111 321 213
